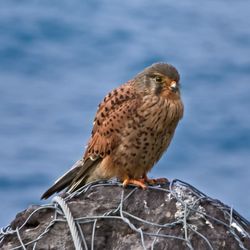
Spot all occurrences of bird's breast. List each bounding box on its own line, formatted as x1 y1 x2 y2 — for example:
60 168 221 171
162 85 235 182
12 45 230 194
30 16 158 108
138 95 183 131
111 94 183 177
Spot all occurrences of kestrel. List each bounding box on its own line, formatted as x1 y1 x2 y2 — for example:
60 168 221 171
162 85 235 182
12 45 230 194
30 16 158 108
41 62 184 199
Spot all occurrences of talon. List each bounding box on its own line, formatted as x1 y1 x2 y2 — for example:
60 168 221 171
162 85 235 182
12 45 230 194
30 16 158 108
123 178 147 190
143 175 168 185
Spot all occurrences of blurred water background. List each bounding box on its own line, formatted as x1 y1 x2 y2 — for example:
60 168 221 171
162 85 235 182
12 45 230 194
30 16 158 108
0 0 250 227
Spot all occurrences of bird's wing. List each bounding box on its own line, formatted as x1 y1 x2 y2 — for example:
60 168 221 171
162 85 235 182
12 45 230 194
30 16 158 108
41 81 140 199
41 158 102 199
84 81 140 160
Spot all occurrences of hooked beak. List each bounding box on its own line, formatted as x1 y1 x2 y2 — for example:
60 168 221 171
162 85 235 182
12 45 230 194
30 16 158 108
170 81 178 92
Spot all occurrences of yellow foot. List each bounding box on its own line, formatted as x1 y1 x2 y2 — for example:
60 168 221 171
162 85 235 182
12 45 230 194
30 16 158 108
143 175 168 185
122 178 147 190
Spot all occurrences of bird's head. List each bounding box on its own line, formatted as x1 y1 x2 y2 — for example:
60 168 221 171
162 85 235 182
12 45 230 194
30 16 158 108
135 62 181 99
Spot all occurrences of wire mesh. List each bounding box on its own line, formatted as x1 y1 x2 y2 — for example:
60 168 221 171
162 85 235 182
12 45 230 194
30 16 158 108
0 179 249 250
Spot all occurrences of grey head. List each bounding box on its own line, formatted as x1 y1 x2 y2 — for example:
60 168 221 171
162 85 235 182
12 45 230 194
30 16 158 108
134 62 181 95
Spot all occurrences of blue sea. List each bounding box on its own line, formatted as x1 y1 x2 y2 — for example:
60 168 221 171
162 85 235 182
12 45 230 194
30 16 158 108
0 1 250 227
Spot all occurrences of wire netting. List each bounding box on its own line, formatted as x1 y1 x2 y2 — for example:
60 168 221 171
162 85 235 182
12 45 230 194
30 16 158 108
0 179 249 250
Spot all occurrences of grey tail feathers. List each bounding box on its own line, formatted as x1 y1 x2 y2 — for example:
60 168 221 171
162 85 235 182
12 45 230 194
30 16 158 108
41 158 100 199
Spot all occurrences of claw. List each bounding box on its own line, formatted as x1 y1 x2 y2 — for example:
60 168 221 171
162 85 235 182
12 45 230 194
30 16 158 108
122 178 147 190
143 175 168 185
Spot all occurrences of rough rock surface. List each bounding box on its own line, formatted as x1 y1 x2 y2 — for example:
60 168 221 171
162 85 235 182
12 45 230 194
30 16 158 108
0 180 249 250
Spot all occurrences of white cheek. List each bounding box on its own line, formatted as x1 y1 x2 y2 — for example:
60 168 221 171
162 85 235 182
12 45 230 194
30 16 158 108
148 79 157 93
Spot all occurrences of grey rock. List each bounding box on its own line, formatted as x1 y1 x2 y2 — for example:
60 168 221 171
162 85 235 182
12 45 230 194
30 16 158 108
0 180 249 250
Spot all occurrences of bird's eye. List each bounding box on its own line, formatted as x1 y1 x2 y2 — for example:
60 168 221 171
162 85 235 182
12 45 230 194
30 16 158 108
155 76 162 82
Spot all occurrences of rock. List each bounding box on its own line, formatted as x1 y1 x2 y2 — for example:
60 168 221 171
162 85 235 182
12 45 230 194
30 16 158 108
0 179 249 250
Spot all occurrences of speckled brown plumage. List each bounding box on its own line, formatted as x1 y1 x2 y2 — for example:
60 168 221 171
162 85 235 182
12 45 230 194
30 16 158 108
41 62 184 199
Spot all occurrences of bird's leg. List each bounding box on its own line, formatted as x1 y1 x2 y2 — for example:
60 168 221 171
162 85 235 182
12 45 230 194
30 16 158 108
122 178 147 190
142 174 168 185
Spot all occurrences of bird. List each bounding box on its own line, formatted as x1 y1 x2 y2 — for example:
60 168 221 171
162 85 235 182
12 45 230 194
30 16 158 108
41 62 184 199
